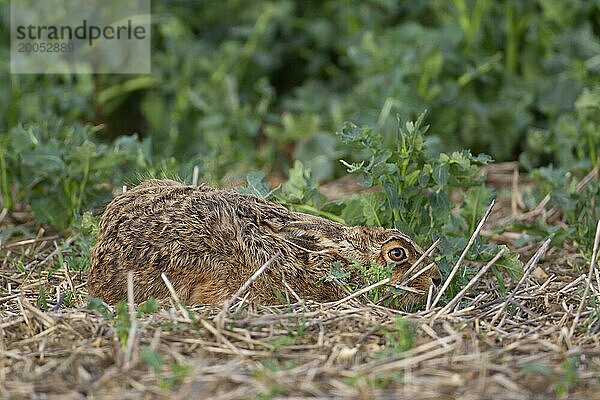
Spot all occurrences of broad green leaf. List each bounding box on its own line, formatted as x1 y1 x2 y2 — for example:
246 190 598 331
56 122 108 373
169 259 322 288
341 196 367 226
432 162 449 187
142 346 164 373
461 186 493 232
359 193 382 226
242 171 272 198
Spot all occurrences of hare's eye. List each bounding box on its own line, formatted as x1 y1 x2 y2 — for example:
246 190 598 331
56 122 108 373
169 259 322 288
387 247 406 262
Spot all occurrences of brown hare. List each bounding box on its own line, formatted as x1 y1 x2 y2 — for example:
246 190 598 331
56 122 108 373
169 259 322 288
87 179 442 308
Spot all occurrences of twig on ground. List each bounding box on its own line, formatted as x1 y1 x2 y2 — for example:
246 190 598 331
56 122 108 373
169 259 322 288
431 200 495 309
2 235 60 250
161 272 191 322
328 277 390 309
200 319 242 356
215 251 281 329
19 296 55 328
124 270 138 369
491 238 551 327
435 247 505 318
569 219 600 336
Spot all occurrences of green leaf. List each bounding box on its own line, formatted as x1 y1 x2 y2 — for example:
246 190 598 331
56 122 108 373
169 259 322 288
281 160 312 202
359 193 382 226
30 196 70 231
495 246 523 282
432 162 449 187
341 196 367 226
460 186 493 232
114 301 131 350
338 122 367 144
137 297 160 316
242 171 272 198
87 296 112 320
519 362 553 376
142 346 164 373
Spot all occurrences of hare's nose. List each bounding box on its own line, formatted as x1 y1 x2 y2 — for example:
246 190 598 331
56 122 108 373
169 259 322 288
430 264 442 287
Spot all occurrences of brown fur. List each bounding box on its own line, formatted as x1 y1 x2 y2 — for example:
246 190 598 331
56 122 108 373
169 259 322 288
87 179 442 308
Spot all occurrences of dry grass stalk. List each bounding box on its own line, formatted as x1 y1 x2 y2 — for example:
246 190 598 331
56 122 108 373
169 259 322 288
431 200 495 308
403 262 436 285
215 251 281 329
435 247 506 318
124 270 138 369
282 278 303 304
1 235 60 250
1 165 600 399
19 296 54 328
425 284 434 311
161 272 192 322
569 219 600 336
328 277 389 308
491 238 551 327
0 207 7 226
192 165 200 186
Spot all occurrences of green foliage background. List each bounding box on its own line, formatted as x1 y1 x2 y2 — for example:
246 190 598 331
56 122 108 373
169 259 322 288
0 0 598 260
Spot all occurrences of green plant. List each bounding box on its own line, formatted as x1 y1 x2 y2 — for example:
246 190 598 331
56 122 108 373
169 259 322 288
142 346 191 390
338 112 491 240
512 80 600 256
86 297 130 350
36 279 47 312
1 119 150 230
555 357 579 397
1 1 598 246
349 261 393 303
114 301 131 350
137 298 160 317
244 113 523 305
86 296 112 319
525 165 600 253
336 113 523 300
378 316 416 356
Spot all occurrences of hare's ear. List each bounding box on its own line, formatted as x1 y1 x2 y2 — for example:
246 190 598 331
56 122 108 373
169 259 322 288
261 218 282 232
262 219 326 252
261 218 318 235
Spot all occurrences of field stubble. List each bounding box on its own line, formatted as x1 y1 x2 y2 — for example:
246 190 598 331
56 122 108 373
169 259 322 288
1 166 599 400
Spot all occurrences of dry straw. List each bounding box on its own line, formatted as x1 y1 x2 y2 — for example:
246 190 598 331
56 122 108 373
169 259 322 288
1 167 599 398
